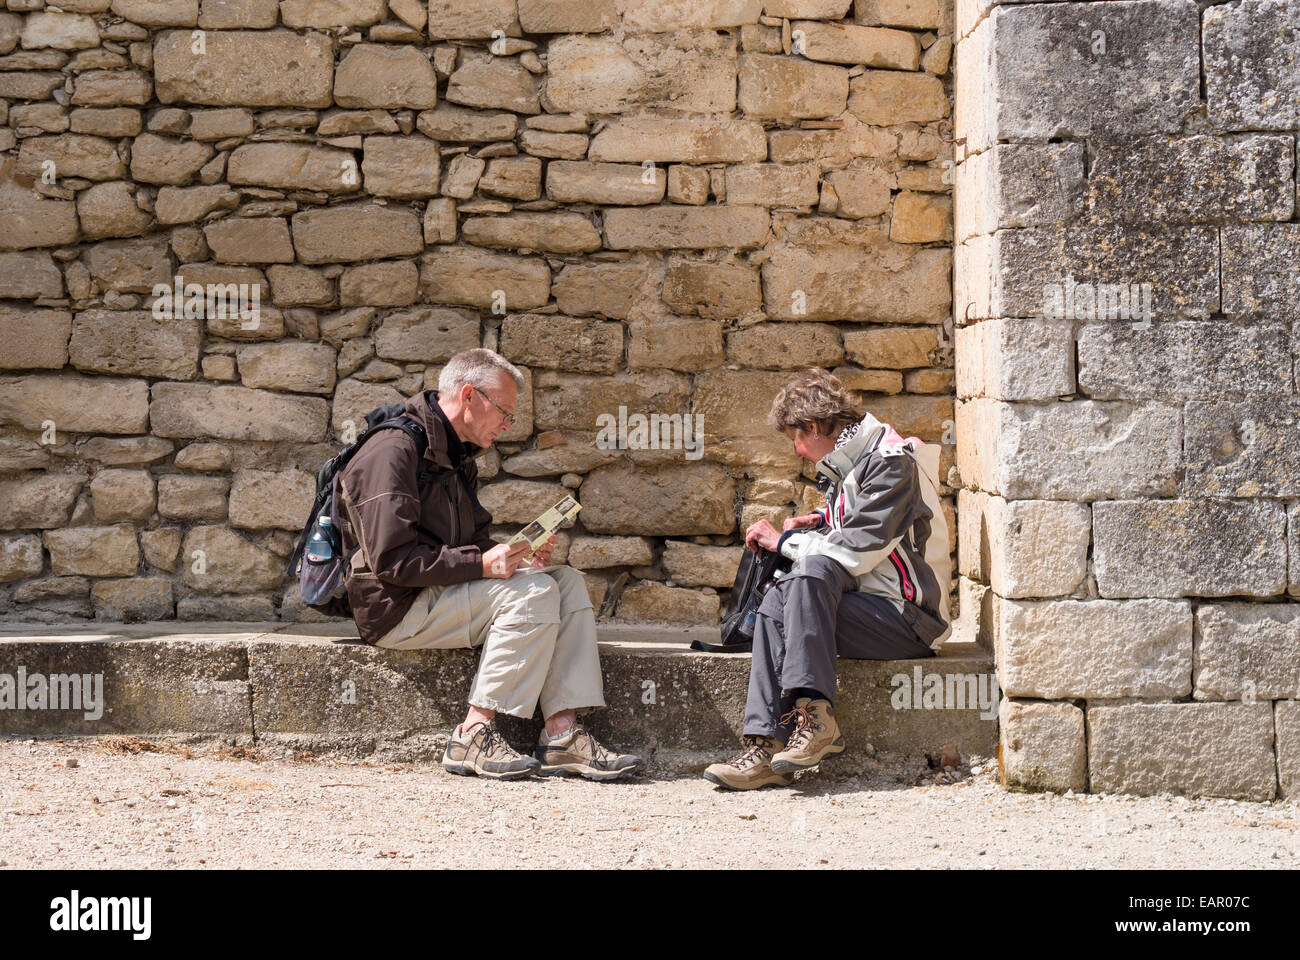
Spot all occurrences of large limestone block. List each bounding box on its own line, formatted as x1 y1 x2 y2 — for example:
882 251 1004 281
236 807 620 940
1093 499 1286 600
463 213 602 254
91 578 175 620
235 342 337 394
204 217 295 264
543 34 738 115
1221 224 1300 321
154 184 240 224
0 374 149 435
21 11 101 49
89 468 156 523
628 318 724 371
157 475 229 521
227 143 358 194
112 0 198 26
499 432 620 476
960 494 1090 597
738 52 848 120
662 541 743 587
517 0 618 33
76 181 153 239
726 323 843 369
330 378 403 436
154 29 334 107
292 205 422 263
476 480 573 525
85 236 173 293
583 463 736 535
847 69 946 125
361 136 441 198
69 70 153 107
416 105 517 142
604 205 769 250
0 306 71 371
533 370 691 431
954 318 1074 402
616 580 719 624
1204 0 1300 130
44 525 139 576
545 161 665 205
0 176 79 250
500 314 622 373
129 133 213 185
956 399 1182 500
567 536 655 569
1087 702 1275 800
984 1 1200 144
1196 603 1300 701
17 134 126 181
70 310 201 380
372 308 480 363
854 0 938 28
419 247 550 310
761 237 951 323
1088 135 1295 225
0 535 44 582
844 326 936 371
181 525 284 593
335 44 438 110
1184 400 1300 498
662 261 762 319
445 56 538 114
724 163 820 208
792 20 918 68
552 259 650 319
0 474 84 529
428 0 519 38
280 0 387 27
994 596 1192 699
999 700 1086 793
150 382 329 441
954 143 1085 242
228 468 315 530
1078 322 1290 403
589 118 767 163
621 0 764 32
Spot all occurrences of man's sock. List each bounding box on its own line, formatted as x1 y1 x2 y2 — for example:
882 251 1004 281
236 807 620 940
542 725 576 745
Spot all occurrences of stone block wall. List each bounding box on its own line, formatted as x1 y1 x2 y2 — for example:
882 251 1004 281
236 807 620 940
0 0 957 627
954 0 1300 799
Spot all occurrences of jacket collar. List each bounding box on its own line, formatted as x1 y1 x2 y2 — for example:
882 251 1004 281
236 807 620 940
813 412 887 487
402 389 484 472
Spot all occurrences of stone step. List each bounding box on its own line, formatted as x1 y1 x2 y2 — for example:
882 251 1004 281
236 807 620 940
0 621 998 773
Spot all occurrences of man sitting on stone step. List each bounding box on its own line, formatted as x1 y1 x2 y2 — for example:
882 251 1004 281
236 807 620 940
705 368 952 790
334 348 644 782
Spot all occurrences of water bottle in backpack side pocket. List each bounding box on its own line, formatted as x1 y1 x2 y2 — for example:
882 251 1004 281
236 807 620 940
305 515 334 562
301 515 344 604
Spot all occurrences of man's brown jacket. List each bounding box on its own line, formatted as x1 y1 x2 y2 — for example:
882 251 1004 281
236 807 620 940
334 390 496 643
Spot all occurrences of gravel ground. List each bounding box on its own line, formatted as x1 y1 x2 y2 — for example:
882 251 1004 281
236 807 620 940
1 737 1297 870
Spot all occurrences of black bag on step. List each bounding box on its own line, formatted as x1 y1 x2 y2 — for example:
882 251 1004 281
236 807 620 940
692 546 791 653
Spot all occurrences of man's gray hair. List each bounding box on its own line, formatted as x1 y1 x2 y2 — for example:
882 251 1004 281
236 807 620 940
438 348 526 397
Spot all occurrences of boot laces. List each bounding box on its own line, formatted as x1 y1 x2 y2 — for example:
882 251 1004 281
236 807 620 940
729 736 772 770
779 707 822 750
468 721 520 762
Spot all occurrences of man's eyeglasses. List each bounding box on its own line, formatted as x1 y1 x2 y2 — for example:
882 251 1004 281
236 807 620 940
474 386 515 428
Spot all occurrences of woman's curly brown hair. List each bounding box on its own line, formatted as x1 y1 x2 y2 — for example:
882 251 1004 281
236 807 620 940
768 368 861 437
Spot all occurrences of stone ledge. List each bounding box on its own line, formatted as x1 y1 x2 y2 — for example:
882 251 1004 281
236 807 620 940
0 621 997 771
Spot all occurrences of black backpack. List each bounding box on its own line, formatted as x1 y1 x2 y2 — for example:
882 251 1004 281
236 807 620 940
691 547 792 653
285 401 438 618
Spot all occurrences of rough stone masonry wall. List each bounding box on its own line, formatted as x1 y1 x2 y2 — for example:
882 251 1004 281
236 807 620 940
0 0 956 630
954 0 1300 799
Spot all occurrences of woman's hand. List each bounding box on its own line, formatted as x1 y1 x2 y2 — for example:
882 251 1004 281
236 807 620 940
782 512 823 533
744 519 782 553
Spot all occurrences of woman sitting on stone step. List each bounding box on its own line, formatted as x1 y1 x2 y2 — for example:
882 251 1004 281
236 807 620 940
704 368 951 791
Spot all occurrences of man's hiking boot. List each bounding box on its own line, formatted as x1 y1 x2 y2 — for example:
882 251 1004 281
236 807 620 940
442 720 539 780
770 698 844 774
703 735 793 790
535 724 645 781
